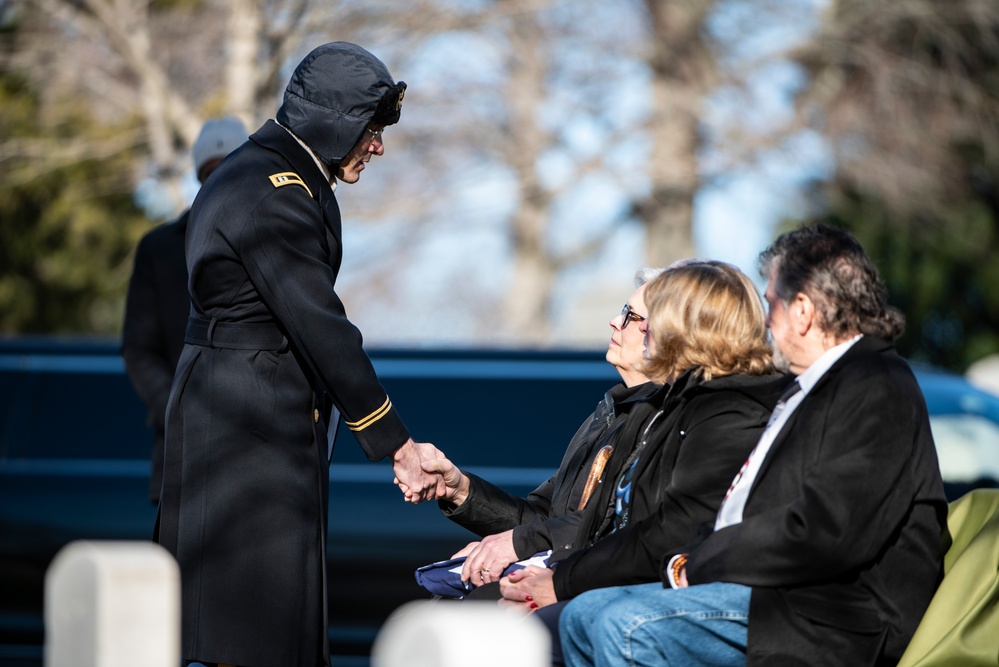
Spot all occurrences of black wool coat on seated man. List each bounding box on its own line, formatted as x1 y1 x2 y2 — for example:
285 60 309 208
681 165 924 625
156 42 409 667
674 336 950 667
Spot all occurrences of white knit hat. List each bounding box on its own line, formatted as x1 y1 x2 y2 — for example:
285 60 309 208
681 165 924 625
192 116 247 174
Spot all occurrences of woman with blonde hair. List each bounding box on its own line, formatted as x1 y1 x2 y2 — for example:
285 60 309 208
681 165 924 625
643 261 775 383
498 261 791 665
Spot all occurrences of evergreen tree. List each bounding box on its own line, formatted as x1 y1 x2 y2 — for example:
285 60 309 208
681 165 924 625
0 71 153 334
789 0 999 371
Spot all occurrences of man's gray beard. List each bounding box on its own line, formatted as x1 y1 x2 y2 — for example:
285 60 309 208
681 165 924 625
773 344 791 373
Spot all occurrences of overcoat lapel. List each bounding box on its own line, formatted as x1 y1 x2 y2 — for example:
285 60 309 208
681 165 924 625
274 130 343 275
746 337 882 493
748 398 804 492
254 121 343 276
251 121 344 275
318 191 343 276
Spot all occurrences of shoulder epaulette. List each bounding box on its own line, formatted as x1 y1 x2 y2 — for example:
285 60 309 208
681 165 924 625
268 172 313 198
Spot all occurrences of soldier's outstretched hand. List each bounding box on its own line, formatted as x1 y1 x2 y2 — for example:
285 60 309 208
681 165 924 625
392 439 446 503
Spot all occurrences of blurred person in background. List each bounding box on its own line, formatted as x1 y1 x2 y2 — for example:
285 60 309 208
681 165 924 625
121 115 247 506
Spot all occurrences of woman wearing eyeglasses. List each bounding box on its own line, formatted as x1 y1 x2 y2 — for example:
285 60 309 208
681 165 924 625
415 268 667 593
496 261 790 666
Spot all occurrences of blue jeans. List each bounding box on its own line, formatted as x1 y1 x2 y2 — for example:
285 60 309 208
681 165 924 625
560 582 751 667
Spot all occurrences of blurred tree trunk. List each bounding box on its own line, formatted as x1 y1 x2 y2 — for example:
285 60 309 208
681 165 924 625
792 0 999 215
226 0 262 126
501 9 557 343
17 0 330 216
25 0 222 213
497 0 721 340
638 0 717 267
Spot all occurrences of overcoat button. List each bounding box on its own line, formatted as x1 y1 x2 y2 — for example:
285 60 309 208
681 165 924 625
314 408 319 423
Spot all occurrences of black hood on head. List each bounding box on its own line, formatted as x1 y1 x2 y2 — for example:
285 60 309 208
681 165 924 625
276 42 406 166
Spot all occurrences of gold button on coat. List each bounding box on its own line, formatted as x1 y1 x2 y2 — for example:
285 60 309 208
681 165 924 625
314 408 319 423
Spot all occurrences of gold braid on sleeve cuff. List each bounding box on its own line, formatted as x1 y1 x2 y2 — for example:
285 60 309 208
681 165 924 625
345 397 392 432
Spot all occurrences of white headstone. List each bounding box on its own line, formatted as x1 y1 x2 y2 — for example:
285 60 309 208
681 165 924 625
371 600 550 667
45 541 179 667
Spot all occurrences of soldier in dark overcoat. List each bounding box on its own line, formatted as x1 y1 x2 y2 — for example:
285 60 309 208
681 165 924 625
155 43 441 667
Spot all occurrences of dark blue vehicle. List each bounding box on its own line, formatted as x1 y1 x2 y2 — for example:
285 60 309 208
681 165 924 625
0 337 619 665
909 363 999 499
1 338 997 666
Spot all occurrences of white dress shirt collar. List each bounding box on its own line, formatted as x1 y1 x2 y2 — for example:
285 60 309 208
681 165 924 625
712 333 864 531
795 333 864 395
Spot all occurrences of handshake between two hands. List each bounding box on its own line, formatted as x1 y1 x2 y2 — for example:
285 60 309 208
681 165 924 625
391 438 468 505
394 439 561 613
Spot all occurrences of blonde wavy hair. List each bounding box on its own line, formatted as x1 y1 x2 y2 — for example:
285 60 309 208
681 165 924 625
643 261 774 382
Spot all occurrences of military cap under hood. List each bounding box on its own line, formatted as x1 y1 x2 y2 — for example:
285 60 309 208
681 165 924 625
276 42 406 166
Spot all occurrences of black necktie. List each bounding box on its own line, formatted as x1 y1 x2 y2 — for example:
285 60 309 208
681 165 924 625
779 380 801 403
766 380 801 427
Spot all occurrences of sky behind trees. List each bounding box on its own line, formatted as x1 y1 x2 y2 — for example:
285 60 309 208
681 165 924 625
2 0 997 371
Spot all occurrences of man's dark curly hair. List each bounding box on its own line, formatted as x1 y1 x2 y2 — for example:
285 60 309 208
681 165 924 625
758 223 905 341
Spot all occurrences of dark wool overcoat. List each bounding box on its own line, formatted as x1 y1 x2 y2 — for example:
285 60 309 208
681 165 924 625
682 336 950 667
156 117 409 665
439 381 659 559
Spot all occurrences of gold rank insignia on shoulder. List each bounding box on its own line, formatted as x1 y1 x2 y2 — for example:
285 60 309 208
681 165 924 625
268 172 313 198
